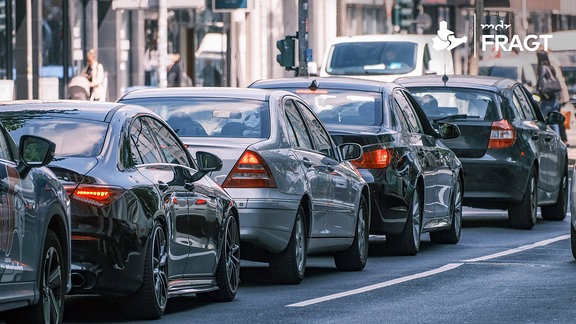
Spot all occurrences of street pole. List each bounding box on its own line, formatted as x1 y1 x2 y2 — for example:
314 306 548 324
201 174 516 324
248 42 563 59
297 0 308 76
26 0 32 99
158 0 168 88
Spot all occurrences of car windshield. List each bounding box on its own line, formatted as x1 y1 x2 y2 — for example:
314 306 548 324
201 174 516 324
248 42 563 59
407 88 499 121
0 114 107 157
326 41 417 75
291 89 384 127
122 97 270 138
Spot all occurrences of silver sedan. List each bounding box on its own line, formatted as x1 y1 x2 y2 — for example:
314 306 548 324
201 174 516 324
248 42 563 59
118 87 371 284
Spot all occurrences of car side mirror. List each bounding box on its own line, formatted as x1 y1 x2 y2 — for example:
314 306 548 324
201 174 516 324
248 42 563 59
546 111 566 125
339 143 363 161
17 135 56 177
437 122 461 139
190 151 223 182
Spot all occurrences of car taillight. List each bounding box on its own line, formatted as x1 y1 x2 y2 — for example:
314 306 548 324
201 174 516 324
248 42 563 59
222 150 277 188
65 184 125 207
488 119 516 149
352 148 391 169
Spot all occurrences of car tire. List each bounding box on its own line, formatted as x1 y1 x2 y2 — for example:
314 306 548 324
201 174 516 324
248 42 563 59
334 194 369 271
541 164 568 221
132 221 168 320
430 177 462 244
508 167 537 229
388 189 421 256
270 205 307 284
571 222 576 260
7 230 66 324
198 214 241 301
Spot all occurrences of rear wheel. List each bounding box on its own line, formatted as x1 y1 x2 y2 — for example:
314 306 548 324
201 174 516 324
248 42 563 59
334 194 369 271
388 189 421 256
8 230 66 324
270 205 306 284
198 214 240 301
430 177 462 244
508 167 537 229
541 164 568 221
132 221 168 320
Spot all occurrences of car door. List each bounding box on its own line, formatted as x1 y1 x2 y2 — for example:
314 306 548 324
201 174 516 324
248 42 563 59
394 89 444 220
513 85 562 193
283 98 334 238
146 117 220 276
295 99 358 237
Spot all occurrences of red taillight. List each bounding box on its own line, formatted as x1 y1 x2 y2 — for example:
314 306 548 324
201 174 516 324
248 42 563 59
488 119 516 149
222 150 277 188
65 184 125 207
352 148 391 169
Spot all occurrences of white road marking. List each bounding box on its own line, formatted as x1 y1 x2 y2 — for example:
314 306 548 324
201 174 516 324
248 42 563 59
287 235 569 307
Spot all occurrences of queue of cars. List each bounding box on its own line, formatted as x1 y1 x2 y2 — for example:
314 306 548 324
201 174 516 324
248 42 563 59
0 66 571 321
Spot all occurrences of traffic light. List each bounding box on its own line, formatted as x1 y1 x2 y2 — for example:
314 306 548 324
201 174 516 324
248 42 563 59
393 0 414 32
276 36 296 70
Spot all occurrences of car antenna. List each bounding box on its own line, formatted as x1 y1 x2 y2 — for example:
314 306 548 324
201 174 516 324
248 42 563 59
442 74 449 86
308 79 319 91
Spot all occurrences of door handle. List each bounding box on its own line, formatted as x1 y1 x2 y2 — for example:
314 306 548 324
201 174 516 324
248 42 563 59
302 157 312 168
158 181 169 191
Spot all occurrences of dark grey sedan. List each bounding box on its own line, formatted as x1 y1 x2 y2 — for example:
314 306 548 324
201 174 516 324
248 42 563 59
397 75 569 229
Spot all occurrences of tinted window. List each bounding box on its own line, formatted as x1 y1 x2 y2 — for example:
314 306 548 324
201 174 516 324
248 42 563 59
295 101 336 159
394 91 423 133
512 86 537 120
130 117 164 165
121 97 270 139
284 99 313 150
145 117 192 167
0 129 12 161
0 115 107 157
326 41 417 75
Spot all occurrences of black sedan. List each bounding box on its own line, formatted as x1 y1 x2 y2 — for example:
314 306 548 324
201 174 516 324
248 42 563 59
250 77 463 256
0 133 71 324
396 75 569 229
0 101 240 320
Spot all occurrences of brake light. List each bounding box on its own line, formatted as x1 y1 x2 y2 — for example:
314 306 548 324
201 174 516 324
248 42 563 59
65 185 125 207
222 150 277 188
488 119 516 149
352 148 391 169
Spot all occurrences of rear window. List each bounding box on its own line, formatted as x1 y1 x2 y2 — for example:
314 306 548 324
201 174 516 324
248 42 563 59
0 115 107 157
326 41 417 75
407 88 500 121
292 89 384 127
479 66 519 80
121 98 270 138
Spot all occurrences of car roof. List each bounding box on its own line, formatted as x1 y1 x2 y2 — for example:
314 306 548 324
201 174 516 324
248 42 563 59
119 86 286 101
250 76 398 92
395 74 516 91
0 100 151 122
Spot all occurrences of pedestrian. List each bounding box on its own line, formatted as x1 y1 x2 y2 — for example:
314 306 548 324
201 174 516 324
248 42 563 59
536 50 562 135
143 41 159 86
167 53 181 87
202 59 222 86
83 48 106 101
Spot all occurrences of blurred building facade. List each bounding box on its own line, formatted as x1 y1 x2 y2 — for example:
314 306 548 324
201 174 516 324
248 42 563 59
2 0 576 100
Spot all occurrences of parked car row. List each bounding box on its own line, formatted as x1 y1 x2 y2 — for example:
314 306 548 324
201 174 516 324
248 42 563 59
0 72 569 322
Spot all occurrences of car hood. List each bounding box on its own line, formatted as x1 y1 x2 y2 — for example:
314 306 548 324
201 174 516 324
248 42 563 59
181 137 258 185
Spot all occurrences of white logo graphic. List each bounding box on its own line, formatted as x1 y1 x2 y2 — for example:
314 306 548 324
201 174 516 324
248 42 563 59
432 21 468 51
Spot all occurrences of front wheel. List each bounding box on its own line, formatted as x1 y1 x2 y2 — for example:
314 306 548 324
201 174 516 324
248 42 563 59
508 168 537 229
541 164 568 221
388 189 421 256
132 221 168 320
430 177 462 244
334 194 369 271
270 205 307 284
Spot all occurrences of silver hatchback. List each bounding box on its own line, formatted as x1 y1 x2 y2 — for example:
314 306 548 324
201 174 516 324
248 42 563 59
119 87 370 284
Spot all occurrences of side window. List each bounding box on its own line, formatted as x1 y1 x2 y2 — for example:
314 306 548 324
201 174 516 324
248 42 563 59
129 117 164 165
284 99 314 150
512 86 536 120
295 101 336 158
145 117 192 167
394 90 423 133
0 129 13 162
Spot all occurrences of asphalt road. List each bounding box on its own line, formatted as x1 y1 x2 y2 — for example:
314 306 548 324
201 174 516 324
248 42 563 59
58 207 576 324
